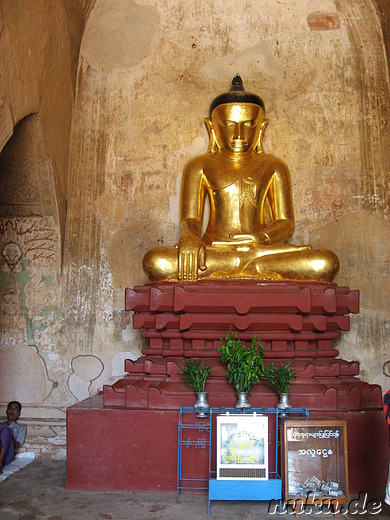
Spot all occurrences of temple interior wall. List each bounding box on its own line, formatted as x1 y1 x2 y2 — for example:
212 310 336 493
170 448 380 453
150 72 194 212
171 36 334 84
0 0 389 458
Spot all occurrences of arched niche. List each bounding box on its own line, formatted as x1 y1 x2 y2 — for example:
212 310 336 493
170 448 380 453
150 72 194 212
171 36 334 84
0 114 60 404
0 114 59 221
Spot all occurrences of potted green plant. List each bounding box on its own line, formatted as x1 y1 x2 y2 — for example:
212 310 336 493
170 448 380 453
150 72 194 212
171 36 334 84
261 361 297 413
178 358 213 417
219 328 265 409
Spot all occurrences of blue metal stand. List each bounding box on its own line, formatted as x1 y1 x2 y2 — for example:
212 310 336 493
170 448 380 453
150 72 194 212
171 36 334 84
176 407 212 499
176 406 309 514
208 477 282 501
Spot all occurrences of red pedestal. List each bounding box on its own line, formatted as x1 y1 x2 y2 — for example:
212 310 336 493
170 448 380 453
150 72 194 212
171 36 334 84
66 281 388 494
66 396 388 494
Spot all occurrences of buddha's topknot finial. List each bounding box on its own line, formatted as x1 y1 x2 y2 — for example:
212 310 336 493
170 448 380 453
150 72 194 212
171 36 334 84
209 74 265 116
231 73 245 90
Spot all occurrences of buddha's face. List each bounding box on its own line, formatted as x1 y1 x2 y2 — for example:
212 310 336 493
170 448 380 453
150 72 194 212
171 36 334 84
211 103 264 154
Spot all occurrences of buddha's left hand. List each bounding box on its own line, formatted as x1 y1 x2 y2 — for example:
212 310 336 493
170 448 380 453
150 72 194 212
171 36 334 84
229 232 269 245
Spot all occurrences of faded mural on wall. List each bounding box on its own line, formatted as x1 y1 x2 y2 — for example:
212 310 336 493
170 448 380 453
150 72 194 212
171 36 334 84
0 218 60 403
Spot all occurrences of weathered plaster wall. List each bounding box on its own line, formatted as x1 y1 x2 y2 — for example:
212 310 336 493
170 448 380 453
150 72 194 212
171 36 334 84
0 0 93 457
1 0 390 458
0 0 92 235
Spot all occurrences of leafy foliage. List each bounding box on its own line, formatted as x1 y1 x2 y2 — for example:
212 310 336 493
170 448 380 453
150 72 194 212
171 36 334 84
178 358 213 392
261 361 297 394
218 328 265 394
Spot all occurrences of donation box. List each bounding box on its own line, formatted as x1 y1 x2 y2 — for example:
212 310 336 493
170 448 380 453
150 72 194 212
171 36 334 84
216 414 269 480
283 419 349 504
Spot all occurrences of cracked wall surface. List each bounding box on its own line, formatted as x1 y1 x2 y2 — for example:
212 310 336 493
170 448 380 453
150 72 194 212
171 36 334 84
0 0 390 458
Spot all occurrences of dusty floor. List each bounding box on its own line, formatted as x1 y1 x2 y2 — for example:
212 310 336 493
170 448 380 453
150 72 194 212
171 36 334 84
0 459 389 519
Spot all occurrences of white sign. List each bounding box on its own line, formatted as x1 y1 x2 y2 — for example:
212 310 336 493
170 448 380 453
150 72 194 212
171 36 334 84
217 414 269 480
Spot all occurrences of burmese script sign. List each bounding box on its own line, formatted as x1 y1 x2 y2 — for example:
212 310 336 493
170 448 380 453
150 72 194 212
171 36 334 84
283 419 349 504
216 414 268 480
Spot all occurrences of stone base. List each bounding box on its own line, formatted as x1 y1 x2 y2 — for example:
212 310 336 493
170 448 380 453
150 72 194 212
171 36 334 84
65 394 389 494
66 281 387 494
104 281 380 413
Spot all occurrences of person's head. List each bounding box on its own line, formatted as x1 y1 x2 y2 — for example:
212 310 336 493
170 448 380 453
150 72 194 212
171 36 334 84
6 401 22 422
209 74 266 154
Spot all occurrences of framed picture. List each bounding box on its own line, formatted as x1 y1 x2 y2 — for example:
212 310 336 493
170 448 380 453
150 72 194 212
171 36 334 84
283 419 349 505
216 414 269 480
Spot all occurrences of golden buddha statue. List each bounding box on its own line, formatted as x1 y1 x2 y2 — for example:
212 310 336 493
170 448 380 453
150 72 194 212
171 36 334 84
143 75 339 283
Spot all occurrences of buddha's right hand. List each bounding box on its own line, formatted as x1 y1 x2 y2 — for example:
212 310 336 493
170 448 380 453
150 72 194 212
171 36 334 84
177 235 207 281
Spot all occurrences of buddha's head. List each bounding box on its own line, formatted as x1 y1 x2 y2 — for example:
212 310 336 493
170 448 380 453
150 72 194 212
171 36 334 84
209 74 266 155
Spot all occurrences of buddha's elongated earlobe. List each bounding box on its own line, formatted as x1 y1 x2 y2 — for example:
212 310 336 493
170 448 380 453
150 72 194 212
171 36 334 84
204 117 219 153
256 118 269 153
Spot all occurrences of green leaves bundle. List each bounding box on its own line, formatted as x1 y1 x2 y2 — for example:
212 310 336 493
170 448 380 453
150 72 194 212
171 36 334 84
178 358 213 392
219 328 265 394
262 361 297 394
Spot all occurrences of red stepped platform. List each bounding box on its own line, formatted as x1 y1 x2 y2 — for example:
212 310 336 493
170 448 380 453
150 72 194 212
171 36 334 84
104 281 378 412
66 281 388 495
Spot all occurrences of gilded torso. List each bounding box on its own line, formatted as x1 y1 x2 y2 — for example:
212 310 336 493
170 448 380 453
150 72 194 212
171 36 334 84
195 152 288 243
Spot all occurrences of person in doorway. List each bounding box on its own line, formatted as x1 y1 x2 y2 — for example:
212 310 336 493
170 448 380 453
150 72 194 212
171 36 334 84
383 389 390 506
0 401 27 473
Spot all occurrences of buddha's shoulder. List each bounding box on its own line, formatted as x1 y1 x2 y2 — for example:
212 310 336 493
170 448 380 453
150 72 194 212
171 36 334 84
183 152 289 171
258 152 289 167
184 153 209 166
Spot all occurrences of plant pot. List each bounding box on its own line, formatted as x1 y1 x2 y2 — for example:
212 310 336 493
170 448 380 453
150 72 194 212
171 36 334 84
277 393 292 417
235 392 251 410
194 391 210 418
